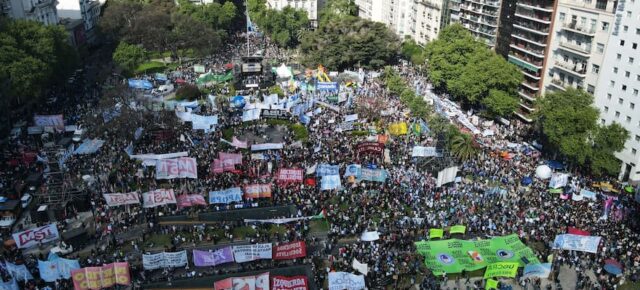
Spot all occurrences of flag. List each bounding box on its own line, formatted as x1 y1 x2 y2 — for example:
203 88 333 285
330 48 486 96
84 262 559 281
38 260 59 282
5 262 33 281
311 209 326 219
0 278 19 290
486 279 499 290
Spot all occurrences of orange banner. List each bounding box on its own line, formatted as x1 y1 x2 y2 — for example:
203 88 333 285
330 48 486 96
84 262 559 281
71 262 130 290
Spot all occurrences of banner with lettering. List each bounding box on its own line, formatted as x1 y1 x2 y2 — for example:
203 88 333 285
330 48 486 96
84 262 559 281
356 142 384 155
232 243 273 263
273 241 307 260
142 250 188 270
13 223 60 249
552 234 601 253
193 247 234 267
102 193 140 207
316 164 340 177
483 262 519 279
251 143 284 151
344 164 361 178
328 272 365 290
176 194 207 208
244 184 272 199
358 168 387 182
214 272 269 290
261 109 291 120
34 114 64 129
209 187 243 204
276 168 303 183
414 234 540 275
71 262 131 290
412 146 438 157
219 152 242 165
142 189 176 208
155 157 198 179
272 275 309 290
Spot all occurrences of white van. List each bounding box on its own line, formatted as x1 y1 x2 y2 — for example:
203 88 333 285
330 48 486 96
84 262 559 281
21 194 33 209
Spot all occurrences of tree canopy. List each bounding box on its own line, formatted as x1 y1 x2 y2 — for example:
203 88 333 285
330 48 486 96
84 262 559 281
248 0 308 48
112 42 148 73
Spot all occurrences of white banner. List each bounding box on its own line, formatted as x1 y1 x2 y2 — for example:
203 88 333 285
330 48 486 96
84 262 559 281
129 152 189 161
344 114 358 123
103 192 140 207
155 157 198 179
142 189 177 208
436 166 458 187
549 173 569 189
352 259 368 275
553 234 601 253
360 231 380 241
13 224 60 249
34 114 64 129
412 146 437 157
232 243 273 263
251 143 284 151
242 109 262 122
328 272 365 290
243 217 312 224
142 250 188 270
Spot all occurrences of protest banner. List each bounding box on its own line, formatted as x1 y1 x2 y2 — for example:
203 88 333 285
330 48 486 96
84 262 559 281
344 164 361 178
219 152 243 165
193 247 234 267
102 193 139 207
429 229 444 239
523 263 551 279
142 250 188 270
71 262 130 290
242 109 261 122
352 259 368 275
414 234 540 275
337 121 354 132
251 143 284 151
549 173 569 189
38 257 80 282
483 262 519 278
5 262 34 281
450 225 466 234
272 275 309 290
317 82 339 91
209 187 243 204
261 109 291 120
344 114 358 123
321 175 342 190
276 168 304 183
361 231 380 241
358 168 387 182
316 164 340 177
232 243 273 263
176 194 207 208
486 279 499 290
129 152 188 161
273 241 307 260
74 139 106 155
34 114 64 129
155 157 198 179
214 272 269 290
552 234 601 253
437 166 458 187
244 216 312 224
328 272 365 290
567 227 591 236
412 146 437 157
231 137 248 149
13 223 60 249
142 189 176 208
356 142 384 155
388 122 408 135
244 184 272 198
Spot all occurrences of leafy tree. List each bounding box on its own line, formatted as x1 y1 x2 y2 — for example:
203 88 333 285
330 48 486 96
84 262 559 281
423 24 481 88
318 0 358 25
176 84 201 100
482 89 519 118
448 131 479 161
177 0 237 31
589 123 629 176
113 42 148 72
535 88 599 166
300 16 399 70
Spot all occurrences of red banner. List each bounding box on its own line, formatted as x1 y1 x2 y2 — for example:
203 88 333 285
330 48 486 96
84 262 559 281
276 169 303 183
568 227 591 236
244 184 272 199
271 275 309 290
356 142 384 155
273 241 306 260
176 194 207 208
214 272 269 290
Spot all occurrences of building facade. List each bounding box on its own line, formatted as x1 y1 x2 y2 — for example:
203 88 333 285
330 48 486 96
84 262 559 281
542 0 615 96
458 0 501 47
56 0 103 44
267 0 320 23
593 0 640 182
413 0 447 45
1 0 59 25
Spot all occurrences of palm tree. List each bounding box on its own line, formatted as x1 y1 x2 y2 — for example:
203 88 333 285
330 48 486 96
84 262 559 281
448 131 479 161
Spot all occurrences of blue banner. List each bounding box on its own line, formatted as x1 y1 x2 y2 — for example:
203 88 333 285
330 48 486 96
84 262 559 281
73 139 105 155
317 82 339 91
0 278 19 290
316 164 340 177
5 262 33 281
321 175 342 190
523 263 551 279
359 168 387 182
344 164 361 178
128 79 153 90
553 234 601 253
209 187 243 204
37 256 80 282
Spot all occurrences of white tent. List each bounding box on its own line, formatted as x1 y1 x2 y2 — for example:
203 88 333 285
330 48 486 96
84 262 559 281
276 64 292 79
535 165 552 180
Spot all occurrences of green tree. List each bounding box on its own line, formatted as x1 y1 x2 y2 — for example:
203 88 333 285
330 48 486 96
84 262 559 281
589 123 629 176
177 0 237 31
300 16 399 70
176 84 201 100
482 89 519 118
113 42 148 72
536 88 599 166
448 131 479 161
318 0 358 25
423 24 481 88
401 38 425 65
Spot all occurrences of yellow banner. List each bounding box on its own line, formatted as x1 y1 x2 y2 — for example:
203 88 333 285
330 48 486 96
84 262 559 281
429 229 444 239
388 122 408 135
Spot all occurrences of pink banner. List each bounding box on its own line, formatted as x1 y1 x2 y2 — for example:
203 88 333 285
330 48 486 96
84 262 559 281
71 262 130 290
214 272 269 290
156 157 198 179
102 192 139 207
567 227 591 236
219 152 243 165
142 189 176 208
276 169 303 183
272 275 309 290
232 137 248 149
176 194 207 208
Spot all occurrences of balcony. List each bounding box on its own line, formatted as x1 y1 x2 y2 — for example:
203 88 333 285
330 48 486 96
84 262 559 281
558 41 592 57
554 61 587 77
418 0 441 10
510 42 545 58
521 81 540 91
511 32 547 47
466 0 500 8
522 69 541 80
562 22 596 36
515 110 534 122
520 102 535 112
460 5 498 17
514 23 550 36
518 90 537 101
514 9 552 24
549 79 568 91
463 23 496 37
516 1 553 12
550 78 584 90
509 53 543 69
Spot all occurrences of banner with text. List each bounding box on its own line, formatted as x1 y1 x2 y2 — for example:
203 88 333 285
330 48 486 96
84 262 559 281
13 223 59 249
176 194 207 208
193 247 234 267
155 157 198 179
316 164 340 177
356 142 384 155
273 241 307 260
232 243 273 263
142 189 176 208
272 275 309 290
142 250 188 270
34 114 64 129
328 272 365 290
359 168 388 182
103 193 140 207
276 168 304 183
552 234 601 253
483 262 519 279
214 272 269 290
209 187 243 204
71 262 131 290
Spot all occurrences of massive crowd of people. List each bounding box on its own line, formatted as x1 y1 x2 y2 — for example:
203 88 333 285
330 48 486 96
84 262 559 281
1 32 639 290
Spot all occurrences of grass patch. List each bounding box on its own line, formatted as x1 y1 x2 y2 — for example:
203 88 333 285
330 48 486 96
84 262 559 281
269 225 288 236
222 128 234 140
310 219 329 233
135 61 167 74
146 234 172 248
232 226 256 240
620 282 640 290
350 130 369 136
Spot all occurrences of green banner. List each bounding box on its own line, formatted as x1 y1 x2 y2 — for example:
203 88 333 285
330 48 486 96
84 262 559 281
414 234 540 275
484 262 519 279
450 225 466 234
486 279 498 290
196 71 233 85
429 229 444 239
327 94 339 103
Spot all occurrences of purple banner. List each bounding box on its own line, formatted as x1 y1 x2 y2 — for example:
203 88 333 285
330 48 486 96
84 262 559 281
193 247 234 267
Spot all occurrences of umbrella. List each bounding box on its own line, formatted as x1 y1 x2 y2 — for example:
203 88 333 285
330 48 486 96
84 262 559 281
521 176 533 186
548 160 564 170
535 165 552 179
603 259 623 275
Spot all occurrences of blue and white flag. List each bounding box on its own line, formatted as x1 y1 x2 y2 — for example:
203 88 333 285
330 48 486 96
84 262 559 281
359 168 388 182
523 263 551 279
0 278 19 290
553 234 601 253
37 260 59 282
5 262 33 281
321 175 342 190
209 187 243 204
316 164 340 177
344 164 361 178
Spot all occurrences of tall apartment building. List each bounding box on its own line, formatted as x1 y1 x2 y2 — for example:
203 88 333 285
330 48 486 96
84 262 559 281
505 0 555 122
594 0 640 182
267 0 320 23
57 0 104 44
542 0 615 96
413 0 448 44
1 0 59 25
458 0 501 47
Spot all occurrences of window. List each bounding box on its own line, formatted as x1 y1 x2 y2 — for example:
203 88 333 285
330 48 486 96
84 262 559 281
630 57 635 64
610 80 616 87
601 119 606 125
559 12 565 22
627 11 632 18
614 67 619 73
601 22 609 31
637 28 640 35
636 135 640 141
616 111 621 117
627 116 632 123
621 40 626 46
617 54 622 60
592 64 600 74
596 43 605 53
624 25 629 32
634 43 638 49
623 85 627 91
604 106 609 112
619 98 624 104
634 89 639 96
588 85 595 94
626 71 631 77
632 103 636 109
633 148 637 155
607 93 612 100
